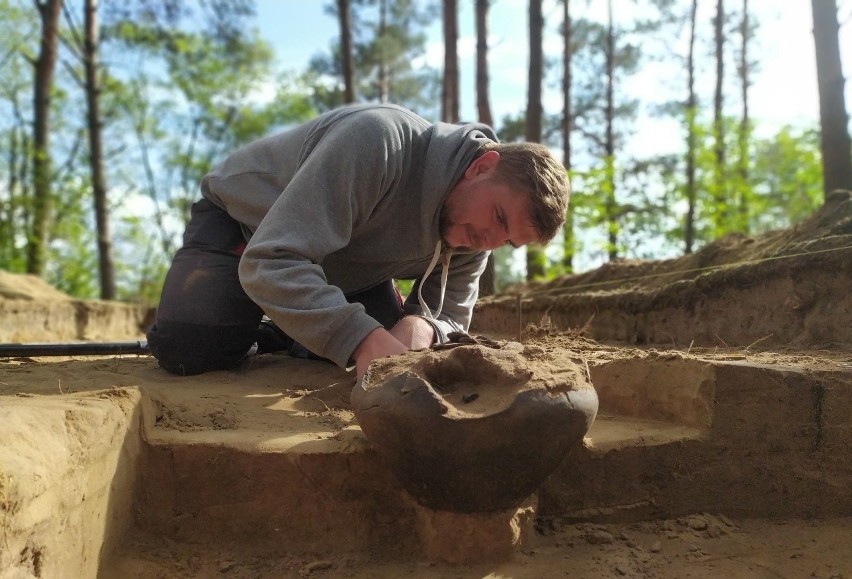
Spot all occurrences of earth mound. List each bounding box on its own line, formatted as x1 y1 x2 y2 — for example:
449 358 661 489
474 189 852 349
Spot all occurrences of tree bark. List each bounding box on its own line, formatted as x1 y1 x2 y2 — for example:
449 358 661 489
561 0 574 271
28 0 63 276
605 0 617 261
737 0 750 231
377 0 388 102
811 0 852 196
85 0 116 300
338 0 355 103
684 0 698 254
525 0 546 280
441 0 459 122
713 0 727 231
476 0 495 296
475 0 493 127
525 0 543 143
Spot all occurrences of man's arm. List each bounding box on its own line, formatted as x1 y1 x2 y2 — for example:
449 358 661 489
238 116 405 369
352 315 435 378
388 315 436 349
351 327 409 377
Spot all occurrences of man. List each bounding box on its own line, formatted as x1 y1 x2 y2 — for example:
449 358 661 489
147 103 569 377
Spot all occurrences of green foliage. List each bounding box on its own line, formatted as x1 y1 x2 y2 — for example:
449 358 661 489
686 117 822 240
749 126 823 232
525 246 548 281
492 245 524 293
0 0 838 301
311 0 440 116
496 113 526 142
394 278 414 298
641 118 823 258
45 177 98 298
0 0 322 301
113 213 171 304
566 16 641 156
617 155 684 259
2 0 98 278
101 6 317 300
568 161 622 261
111 20 285 209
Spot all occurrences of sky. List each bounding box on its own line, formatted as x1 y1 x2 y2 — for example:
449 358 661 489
248 0 851 271
255 0 852 151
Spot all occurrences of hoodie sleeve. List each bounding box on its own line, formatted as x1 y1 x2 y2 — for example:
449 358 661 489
403 250 489 341
236 115 406 368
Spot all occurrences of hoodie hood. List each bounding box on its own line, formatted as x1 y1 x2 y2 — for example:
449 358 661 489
419 121 499 237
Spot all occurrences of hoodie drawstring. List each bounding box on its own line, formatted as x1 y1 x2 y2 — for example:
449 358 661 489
418 240 452 321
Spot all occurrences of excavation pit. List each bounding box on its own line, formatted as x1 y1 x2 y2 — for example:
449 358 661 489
3 193 852 576
1 338 849 577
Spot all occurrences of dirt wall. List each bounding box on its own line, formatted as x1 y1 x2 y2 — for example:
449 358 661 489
0 388 145 579
474 190 852 350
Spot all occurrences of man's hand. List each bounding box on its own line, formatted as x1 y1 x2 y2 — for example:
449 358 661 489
388 315 436 350
352 327 409 378
352 317 436 378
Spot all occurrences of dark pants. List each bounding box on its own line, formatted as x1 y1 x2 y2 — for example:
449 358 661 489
147 199 403 376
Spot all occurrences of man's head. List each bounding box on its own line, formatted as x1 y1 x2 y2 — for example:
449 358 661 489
440 142 570 252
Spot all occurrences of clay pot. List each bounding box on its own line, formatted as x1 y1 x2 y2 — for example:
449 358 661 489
351 343 598 513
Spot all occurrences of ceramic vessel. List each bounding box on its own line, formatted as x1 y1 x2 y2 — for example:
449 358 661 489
351 343 598 513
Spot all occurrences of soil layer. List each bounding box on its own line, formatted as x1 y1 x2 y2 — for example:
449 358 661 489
1 192 852 578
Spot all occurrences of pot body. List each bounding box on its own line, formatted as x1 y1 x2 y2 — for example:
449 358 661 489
352 345 598 513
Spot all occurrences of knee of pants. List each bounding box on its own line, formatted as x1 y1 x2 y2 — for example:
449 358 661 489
146 321 256 376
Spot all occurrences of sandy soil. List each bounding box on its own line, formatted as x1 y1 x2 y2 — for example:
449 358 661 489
2 191 852 578
106 514 852 578
2 338 849 578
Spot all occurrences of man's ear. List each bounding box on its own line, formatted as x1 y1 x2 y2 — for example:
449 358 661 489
465 150 500 178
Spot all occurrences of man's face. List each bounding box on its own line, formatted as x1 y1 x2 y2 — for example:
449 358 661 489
440 151 539 252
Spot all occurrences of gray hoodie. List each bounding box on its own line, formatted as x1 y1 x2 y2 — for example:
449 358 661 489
200 103 496 368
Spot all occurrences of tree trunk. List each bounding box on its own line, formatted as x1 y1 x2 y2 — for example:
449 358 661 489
604 0 617 261
475 0 493 128
811 0 852 196
338 0 355 103
525 0 543 143
441 0 459 122
713 0 727 231
561 0 574 272
84 0 116 300
28 0 63 276
684 0 698 254
525 0 546 280
737 0 751 232
476 0 495 296
377 0 388 102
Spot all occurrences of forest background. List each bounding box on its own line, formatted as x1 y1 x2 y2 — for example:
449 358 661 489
0 0 850 305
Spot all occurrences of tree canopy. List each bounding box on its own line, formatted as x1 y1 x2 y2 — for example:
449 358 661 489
0 0 847 300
